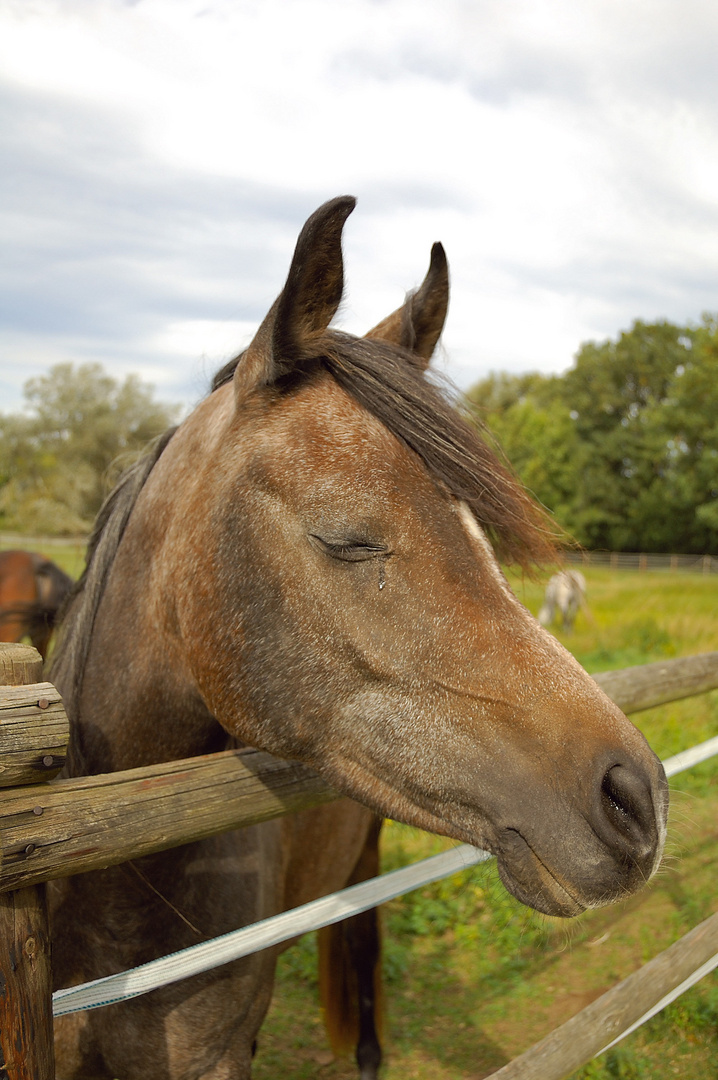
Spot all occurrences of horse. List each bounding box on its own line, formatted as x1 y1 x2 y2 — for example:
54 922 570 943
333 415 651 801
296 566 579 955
48 196 668 1080
0 548 74 658
538 569 587 632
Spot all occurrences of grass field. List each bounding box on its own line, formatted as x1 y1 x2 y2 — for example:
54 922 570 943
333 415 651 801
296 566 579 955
3 539 718 1077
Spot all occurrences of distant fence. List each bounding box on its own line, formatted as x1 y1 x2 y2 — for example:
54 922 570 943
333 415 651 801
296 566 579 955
0 534 88 550
565 550 718 574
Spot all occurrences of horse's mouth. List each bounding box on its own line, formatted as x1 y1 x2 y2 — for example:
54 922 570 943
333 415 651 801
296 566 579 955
495 828 587 918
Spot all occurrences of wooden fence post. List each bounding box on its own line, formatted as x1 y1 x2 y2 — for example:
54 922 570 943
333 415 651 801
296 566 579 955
0 644 55 1080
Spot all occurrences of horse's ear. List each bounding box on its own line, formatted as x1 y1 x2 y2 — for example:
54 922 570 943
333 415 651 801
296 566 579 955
365 242 449 369
235 196 356 396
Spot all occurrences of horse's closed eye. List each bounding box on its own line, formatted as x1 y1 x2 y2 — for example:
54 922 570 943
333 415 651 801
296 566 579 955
309 535 390 562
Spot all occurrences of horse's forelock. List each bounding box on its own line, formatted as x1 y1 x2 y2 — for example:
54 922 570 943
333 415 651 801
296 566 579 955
211 337 556 567
230 331 555 569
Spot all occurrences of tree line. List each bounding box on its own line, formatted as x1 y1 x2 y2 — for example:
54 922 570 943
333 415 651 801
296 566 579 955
2 315 717 553
0 363 179 535
467 315 718 554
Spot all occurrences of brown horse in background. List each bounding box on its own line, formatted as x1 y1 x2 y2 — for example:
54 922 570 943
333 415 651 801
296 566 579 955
0 549 73 658
49 197 668 1080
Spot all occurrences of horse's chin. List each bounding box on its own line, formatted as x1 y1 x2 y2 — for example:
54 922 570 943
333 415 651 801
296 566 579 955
495 829 587 918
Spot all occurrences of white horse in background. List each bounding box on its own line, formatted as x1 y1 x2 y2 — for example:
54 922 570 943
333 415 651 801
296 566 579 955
538 570 587 631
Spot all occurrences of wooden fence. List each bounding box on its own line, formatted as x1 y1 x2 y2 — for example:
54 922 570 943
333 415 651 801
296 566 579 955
2 641 718 1079
565 550 718 574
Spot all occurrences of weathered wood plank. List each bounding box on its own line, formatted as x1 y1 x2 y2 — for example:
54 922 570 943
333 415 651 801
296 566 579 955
486 908 718 1080
0 886 55 1080
0 748 337 893
0 644 55 1080
0 683 69 788
0 645 42 689
593 651 718 714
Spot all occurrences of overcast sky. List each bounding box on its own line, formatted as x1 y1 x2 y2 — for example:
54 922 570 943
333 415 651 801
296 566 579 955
2 0 718 414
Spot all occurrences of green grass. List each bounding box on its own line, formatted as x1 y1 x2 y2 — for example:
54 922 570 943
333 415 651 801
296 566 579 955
5 540 718 1077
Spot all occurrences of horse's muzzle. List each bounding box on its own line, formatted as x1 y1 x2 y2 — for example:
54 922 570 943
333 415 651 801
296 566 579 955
494 754 668 918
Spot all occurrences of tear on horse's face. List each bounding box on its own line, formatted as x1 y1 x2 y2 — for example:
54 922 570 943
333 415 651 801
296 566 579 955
159 198 667 918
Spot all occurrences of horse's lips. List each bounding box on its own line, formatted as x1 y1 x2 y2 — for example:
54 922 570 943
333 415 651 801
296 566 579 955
314 751 586 918
495 828 587 918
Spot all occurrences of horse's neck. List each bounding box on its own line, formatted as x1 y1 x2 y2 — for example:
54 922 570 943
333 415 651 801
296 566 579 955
74 651 225 776
63 395 238 777
67 561 224 778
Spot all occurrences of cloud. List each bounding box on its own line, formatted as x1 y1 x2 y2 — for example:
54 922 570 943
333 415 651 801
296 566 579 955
1 0 718 415
0 76 337 404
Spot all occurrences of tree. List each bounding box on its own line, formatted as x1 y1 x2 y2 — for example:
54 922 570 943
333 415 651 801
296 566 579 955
649 317 718 551
467 317 718 554
466 372 582 531
0 363 180 535
555 321 694 549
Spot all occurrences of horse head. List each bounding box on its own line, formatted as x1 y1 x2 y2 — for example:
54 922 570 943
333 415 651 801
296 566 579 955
106 197 668 918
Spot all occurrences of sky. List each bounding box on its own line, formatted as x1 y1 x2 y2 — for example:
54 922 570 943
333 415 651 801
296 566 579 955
2 0 718 414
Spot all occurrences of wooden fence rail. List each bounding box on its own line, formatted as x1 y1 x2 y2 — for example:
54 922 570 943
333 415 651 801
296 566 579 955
487 909 718 1079
0 747 336 895
2 643 718 1078
592 651 718 714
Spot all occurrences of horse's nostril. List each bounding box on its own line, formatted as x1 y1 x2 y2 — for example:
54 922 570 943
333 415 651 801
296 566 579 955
599 763 656 855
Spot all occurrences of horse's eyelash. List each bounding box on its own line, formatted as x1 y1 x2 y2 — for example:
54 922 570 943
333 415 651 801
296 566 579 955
310 536 389 561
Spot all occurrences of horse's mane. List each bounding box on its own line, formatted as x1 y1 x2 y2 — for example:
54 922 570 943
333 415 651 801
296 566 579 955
49 427 177 718
51 335 555 724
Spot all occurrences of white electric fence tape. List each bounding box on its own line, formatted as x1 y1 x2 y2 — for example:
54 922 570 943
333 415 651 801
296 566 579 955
52 843 490 1016
52 733 718 1020
663 733 718 778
